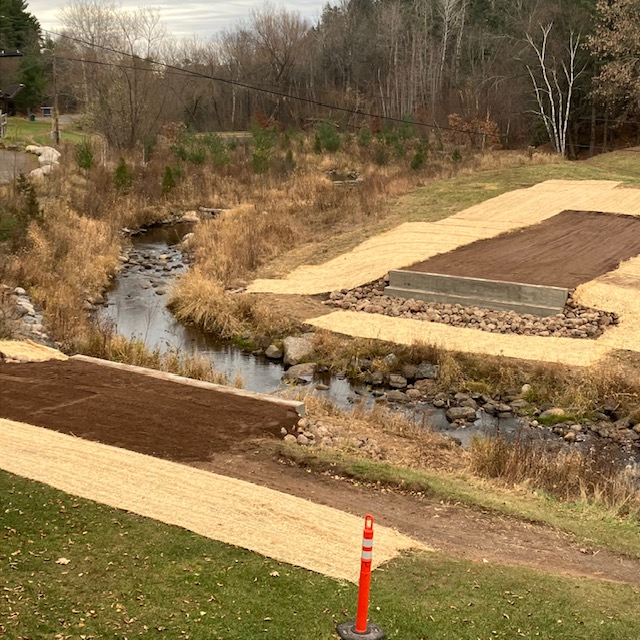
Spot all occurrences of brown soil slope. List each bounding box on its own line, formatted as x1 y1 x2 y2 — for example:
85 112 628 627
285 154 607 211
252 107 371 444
1 359 639 584
404 210 640 288
0 359 299 461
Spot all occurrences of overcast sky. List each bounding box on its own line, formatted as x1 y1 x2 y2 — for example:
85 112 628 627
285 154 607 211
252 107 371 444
25 1 325 40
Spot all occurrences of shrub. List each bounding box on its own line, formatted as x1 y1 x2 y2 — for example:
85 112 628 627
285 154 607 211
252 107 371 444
75 138 94 171
113 157 132 193
373 143 389 166
357 128 372 148
5 174 43 250
410 143 426 170
315 121 341 153
161 165 177 194
187 147 207 165
251 124 276 174
203 133 230 167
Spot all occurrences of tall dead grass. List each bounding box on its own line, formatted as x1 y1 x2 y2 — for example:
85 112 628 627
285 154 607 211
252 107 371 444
6 201 121 337
75 326 233 386
469 433 640 517
169 272 297 339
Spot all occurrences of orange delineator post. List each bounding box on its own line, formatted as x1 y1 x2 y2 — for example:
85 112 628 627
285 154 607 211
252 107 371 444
355 514 375 632
336 514 385 640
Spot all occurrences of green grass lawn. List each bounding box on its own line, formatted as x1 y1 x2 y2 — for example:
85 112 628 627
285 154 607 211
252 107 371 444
393 149 640 224
4 116 85 146
1 470 638 639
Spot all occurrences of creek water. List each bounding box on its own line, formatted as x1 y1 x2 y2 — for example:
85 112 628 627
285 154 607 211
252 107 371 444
100 224 367 410
100 224 527 444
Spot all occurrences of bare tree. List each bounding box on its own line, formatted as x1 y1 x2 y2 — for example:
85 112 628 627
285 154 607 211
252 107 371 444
59 1 172 148
526 23 583 156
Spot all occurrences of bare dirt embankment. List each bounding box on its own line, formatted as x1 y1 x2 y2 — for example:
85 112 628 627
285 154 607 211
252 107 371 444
403 210 640 289
1 357 639 585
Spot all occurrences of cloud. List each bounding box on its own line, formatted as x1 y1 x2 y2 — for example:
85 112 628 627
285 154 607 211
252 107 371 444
27 0 324 39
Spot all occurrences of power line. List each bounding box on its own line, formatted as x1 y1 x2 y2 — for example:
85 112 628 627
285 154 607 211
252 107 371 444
42 27 504 138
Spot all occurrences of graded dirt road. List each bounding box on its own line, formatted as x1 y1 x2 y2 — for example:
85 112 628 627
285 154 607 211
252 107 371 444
1 358 639 585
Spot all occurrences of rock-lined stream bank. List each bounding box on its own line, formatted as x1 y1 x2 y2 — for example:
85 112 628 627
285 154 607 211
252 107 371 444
325 277 618 339
93 223 639 466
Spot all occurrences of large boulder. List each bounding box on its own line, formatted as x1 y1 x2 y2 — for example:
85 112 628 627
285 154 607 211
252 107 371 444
26 145 61 165
38 147 61 166
283 336 314 366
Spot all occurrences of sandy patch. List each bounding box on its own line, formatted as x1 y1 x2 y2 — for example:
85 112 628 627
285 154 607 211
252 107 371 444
248 180 640 295
306 310 610 367
0 418 425 582
0 339 67 362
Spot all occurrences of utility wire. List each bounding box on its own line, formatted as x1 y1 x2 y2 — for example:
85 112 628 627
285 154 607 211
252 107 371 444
42 27 506 138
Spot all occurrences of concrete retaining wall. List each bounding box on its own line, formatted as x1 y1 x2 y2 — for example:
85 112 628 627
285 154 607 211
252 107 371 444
385 270 568 317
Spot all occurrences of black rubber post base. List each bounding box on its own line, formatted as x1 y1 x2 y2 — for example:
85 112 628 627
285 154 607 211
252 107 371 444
336 621 385 640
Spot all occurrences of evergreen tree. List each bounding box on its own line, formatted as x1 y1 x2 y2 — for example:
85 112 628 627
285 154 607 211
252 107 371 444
0 1 45 112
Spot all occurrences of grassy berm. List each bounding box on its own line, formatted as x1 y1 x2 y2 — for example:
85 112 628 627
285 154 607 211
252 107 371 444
1 470 639 640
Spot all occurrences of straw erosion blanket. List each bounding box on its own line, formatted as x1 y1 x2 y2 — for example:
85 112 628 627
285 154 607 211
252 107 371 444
0 357 424 579
248 180 640 367
0 418 423 581
2 359 640 584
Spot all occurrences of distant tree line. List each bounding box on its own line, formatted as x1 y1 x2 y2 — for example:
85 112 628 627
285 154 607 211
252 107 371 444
15 0 640 155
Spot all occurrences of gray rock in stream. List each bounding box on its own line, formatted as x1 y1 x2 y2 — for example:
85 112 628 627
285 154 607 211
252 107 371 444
282 362 317 383
387 390 409 403
283 336 314 366
265 344 283 360
445 406 477 423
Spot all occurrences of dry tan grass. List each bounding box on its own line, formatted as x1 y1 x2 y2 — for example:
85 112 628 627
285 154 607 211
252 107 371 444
7 201 121 337
469 433 640 517
169 273 298 339
76 329 232 385
302 393 465 473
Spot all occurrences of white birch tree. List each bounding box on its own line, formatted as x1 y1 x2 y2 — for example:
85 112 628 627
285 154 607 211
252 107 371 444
526 23 583 156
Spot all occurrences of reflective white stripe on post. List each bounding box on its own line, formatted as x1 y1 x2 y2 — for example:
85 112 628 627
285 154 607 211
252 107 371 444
362 537 373 549
361 550 373 560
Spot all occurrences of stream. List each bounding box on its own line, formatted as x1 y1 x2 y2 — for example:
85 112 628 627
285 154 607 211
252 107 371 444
101 224 368 409
99 224 546 448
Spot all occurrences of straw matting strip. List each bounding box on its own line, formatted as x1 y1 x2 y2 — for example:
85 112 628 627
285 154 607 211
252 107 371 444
248 180 640 295
0 340 67 362
0 419 425 582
